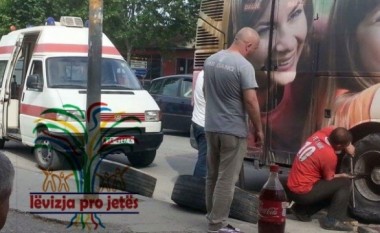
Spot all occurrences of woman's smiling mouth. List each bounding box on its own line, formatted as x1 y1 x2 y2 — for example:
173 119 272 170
275 54 296 71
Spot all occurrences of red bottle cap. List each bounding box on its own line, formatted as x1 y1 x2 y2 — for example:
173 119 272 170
269 164 279 172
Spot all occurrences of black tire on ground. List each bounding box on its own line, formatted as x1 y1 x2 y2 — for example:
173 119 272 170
34 129 65 170
230 186 259 223
0 138 5 149
171 175 259 223
97 159 157 197
171 175 206 212
126 150 156 167
342 133 380 223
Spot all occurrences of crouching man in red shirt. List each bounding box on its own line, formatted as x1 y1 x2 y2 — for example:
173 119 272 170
287 127 355 231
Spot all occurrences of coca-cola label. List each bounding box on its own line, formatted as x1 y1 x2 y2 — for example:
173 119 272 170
258 200 286 223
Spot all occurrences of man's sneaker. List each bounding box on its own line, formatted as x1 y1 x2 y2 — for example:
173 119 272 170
319 217 354 231
208 224 241 233
289 206 312 222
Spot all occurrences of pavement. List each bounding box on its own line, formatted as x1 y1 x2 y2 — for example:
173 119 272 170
3 162 380 233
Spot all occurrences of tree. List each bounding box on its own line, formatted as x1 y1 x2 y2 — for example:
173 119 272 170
0 0 201 61
0 0 88 35
103 0 201 62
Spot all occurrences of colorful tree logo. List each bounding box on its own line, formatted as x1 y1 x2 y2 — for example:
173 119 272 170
34 102 141 229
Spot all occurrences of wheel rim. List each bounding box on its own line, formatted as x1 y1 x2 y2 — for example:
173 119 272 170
371 167 380 185
354 150 380 201
36 137 53 166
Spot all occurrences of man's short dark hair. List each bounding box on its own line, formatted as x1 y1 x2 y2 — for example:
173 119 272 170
329 127 352 147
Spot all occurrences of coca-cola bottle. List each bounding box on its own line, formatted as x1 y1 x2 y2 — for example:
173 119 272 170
258 164 287 233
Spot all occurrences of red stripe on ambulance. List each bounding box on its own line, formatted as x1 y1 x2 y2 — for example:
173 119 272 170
34 44 120 55
0 46 15 54
20 104 56 120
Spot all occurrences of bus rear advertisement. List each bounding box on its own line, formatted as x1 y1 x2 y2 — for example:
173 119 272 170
194 0 380 223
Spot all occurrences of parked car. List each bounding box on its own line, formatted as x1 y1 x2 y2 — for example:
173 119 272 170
148 75 193 132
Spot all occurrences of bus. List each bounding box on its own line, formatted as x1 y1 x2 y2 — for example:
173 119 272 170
193 0 380 222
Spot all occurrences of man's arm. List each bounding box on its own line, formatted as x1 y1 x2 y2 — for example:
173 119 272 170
243 88 264 146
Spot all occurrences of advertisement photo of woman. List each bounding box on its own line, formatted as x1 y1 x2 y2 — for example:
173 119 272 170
230 0 315 158
316 0 380 130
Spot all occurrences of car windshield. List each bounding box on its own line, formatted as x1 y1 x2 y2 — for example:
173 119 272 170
46 57 142 90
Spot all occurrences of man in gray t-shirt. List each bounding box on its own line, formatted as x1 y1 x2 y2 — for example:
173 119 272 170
203 27 264 233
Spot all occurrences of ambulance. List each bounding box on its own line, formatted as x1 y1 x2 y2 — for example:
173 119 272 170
0 16 163 170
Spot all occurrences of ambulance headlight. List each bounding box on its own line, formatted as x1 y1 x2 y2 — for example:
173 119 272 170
145 110 160 122
56 110 85 122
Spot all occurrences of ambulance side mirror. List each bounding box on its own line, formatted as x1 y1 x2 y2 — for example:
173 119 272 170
26 74 43 91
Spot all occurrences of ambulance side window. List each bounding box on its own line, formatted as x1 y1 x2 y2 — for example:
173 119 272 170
10 59 25 99
24 61 43 93
31 61 43 78
0 61 7 88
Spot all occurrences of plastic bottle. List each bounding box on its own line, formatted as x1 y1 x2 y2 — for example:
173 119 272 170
258 164 287 233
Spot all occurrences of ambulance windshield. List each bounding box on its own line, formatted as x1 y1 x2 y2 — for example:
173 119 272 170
46 57 142 90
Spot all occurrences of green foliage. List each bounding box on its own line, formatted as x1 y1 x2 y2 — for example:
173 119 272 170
0 0 201 56
0 0 88 35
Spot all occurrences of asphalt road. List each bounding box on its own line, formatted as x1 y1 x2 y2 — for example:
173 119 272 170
2 209 129 233
3 130 379 233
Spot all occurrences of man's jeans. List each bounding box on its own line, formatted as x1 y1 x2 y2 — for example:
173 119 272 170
192 122 207 178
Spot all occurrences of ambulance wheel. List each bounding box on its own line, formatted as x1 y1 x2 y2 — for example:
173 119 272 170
340 133 380 223
126 150 156 167
34 128 64 170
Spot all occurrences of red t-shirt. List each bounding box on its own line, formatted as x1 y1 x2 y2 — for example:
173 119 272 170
287 127 337 194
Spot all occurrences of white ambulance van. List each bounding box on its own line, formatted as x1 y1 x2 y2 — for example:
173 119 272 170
0 17 163 170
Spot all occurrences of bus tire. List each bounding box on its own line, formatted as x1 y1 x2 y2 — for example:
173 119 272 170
127 150 156 167
341 133 380 223
171 175 259 223
97 159 156 197
230 186 259 223
171 175 206 212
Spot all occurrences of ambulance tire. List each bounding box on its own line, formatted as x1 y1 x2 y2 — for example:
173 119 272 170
343 133 380 223
127 150 156 167
0 138 5 149
171 175 259 224
34 128 65 171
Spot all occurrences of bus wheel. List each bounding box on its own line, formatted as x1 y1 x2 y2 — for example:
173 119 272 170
34 128 64 170
126 150 156 167
347 133 380 223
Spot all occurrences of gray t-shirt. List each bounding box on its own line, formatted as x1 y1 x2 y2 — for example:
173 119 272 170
204 50 258 138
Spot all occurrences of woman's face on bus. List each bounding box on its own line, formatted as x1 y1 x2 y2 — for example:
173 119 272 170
356 4 380 73
251 0 308 86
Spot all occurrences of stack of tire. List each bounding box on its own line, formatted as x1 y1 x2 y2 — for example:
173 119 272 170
171 175 259 223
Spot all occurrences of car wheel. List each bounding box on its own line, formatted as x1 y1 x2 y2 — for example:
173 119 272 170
34 128 64 170
171 175 259 224
126 150 156 167
340 133 380 223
